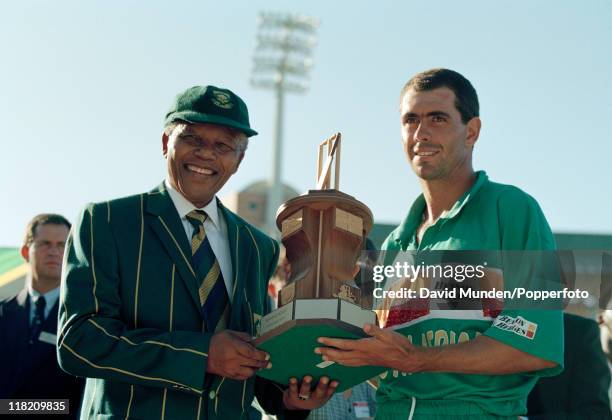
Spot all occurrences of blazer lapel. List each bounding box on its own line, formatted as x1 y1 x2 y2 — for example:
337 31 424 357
11 289 31 391
42 300 59 333
145 184 202 313
16 289 29 350
218 202 252 331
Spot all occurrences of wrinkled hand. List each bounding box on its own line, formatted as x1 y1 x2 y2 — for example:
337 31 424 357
283 375 338 410
206 330 270 380
315 323 426 372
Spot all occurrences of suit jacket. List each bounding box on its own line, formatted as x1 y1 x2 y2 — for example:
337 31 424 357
527 313 612 419
0 288 84 419
58 184 297 420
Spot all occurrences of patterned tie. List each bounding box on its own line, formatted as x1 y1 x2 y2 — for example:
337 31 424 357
186 210 229 332
29 295 46 345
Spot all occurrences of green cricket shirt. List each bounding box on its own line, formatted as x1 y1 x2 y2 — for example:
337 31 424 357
377 171 564 418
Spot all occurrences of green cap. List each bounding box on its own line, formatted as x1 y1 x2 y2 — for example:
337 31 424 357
164 85 258 137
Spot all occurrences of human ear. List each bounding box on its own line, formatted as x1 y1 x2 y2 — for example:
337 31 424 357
21 245 30 262
232 151 245 174
466 117 481 148
162 133 169 158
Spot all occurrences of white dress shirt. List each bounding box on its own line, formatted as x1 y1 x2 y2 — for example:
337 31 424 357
164 180 234 301
28 281 60 325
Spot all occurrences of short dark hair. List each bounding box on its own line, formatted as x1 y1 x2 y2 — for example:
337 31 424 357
400 68 479 124
23 213 71 247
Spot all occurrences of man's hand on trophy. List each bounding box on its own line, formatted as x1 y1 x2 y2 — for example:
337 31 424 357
206 330 271 380
315 323 427 373
282 375 338 410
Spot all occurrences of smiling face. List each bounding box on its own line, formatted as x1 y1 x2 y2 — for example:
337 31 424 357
400 87 481 181
163 122 244 207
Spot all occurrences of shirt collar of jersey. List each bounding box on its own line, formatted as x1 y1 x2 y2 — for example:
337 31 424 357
164 179 221 230
393 170 489 247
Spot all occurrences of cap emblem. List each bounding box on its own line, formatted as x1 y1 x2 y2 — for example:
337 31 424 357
211 90 234 109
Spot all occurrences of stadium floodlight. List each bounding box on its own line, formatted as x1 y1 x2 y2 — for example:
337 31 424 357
251 11 319 237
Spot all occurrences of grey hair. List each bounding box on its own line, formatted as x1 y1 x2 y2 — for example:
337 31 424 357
235 132 249 153
164 121 249 154
163 121 180 136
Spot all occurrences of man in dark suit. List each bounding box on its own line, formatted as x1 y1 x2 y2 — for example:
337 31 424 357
527 250 611 419
527 312 612 419
57 85 336 419
0 213 84 418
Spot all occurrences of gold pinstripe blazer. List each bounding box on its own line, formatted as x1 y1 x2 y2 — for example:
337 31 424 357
57 183 290 420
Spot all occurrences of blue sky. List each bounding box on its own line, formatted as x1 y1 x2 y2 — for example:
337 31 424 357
1 0 611 246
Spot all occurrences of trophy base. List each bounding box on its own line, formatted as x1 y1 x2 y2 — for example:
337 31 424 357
253 299 384 392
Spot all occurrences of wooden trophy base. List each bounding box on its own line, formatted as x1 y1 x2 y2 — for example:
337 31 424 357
276 189 373 303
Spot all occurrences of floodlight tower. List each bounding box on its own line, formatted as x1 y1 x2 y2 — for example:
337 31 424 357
251 12 319 237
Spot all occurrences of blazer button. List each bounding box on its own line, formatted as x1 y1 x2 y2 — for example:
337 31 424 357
209 390 216 399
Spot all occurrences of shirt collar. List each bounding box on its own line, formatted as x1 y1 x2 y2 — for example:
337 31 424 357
27 280 60 307
164 179 221 229
443 170 488 219
393 170 489 246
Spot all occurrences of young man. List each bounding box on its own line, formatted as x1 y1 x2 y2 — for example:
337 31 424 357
0 214 84 418
317 69 564 419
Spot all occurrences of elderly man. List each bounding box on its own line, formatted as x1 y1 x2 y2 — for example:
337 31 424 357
0 214 84 417
58 85 336 419
317 69 564 419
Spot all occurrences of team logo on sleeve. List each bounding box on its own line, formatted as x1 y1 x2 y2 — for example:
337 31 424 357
492 315 538 339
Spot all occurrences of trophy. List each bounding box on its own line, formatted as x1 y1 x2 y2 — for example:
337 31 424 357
254 133 384 392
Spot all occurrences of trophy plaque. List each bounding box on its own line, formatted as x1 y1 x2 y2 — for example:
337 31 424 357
254 133 384 392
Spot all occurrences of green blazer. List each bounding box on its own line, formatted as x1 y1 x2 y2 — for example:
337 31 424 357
58 183 291 420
